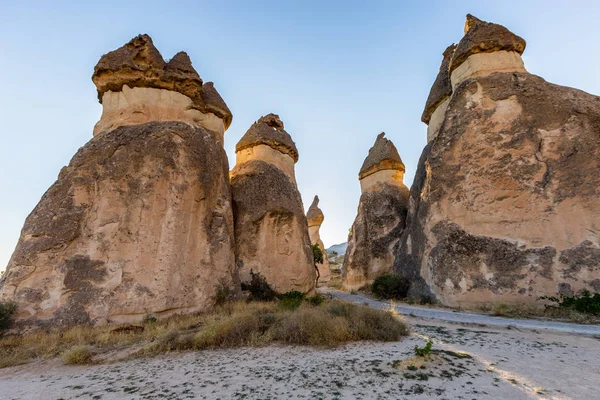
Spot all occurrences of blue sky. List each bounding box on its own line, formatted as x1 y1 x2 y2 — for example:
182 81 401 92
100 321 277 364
1 1 599 272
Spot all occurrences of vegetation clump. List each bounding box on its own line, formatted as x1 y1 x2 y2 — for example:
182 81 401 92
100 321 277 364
0 301 17 331
0 299 408 368
62 345 93 365
541 291 600 315
311 243 324 264
278 290 305 310
241 271 277 301
371 273 410 299
414 340 433 357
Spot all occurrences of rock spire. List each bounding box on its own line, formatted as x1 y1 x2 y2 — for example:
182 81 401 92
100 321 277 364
231 115 315 294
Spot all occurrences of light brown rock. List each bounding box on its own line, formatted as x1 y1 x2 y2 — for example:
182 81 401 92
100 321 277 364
395 16 600 306
0 122 236 327
231 115 315 294
343 133 410 290
306 196 331 285
0 36 237 328
92 34 232 136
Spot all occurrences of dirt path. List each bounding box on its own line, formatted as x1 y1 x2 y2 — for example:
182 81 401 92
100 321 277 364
323 289 600 336
1 315 599 399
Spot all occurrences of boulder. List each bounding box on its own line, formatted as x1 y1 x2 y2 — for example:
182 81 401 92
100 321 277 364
306 196 332 285
395 15 600 306
231 114 315 294
343 133 410 290
0 35 236 327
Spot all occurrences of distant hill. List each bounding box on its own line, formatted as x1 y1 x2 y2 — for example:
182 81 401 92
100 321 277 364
326 242 348 256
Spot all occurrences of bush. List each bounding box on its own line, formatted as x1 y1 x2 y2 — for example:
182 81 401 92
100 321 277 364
279 291 305 310
0 301 17 331
414 340 433 357
274 306 351 346
142 313 157 324
241 271 277 301
213 280 233 306
62 345 93 365
306 294 325 306
541 290 600 315
371 273 410 299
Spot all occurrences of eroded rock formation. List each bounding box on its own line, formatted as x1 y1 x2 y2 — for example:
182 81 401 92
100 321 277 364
306 196 331 285
343 133 410 290
395 15 600 306
0 35 236 327
231 114 315 294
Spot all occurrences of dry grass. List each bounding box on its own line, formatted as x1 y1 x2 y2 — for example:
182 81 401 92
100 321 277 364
474 303 600 324
62 345 93 365
0 300 408 368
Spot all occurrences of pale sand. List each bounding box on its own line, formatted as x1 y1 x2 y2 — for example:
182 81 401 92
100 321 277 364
1 317 598 399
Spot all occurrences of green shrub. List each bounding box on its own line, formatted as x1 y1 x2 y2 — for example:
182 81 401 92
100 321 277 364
0 301 17 331
414 340 433 357
213 280 233 306
371 273 410 299
306 294 325 306
279 290 305 310
142 313 157 324
541 290 600 315
241 271 277 301
311 244 324 264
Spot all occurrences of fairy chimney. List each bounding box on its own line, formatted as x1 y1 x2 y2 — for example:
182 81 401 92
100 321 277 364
395 15 600 307
306 196 332 284
0 35 236 328
343 133 410 290
231 114 315 294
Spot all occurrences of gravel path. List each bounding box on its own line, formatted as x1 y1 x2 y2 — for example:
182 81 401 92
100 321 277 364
323 289 600 336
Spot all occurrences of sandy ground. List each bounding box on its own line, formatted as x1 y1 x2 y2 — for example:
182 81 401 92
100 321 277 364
1 316 599 400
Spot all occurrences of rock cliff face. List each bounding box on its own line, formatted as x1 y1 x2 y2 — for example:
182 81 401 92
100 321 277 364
395 15 600 306
231 114 315 294
306 196 331 285
0 35 235 327
343 133 410 290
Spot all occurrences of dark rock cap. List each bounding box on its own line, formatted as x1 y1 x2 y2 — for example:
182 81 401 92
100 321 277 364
359 133 405 180
450 14 526 73
235 114 299 162
306 195 324 224
422 44 456 124
92 34 232 129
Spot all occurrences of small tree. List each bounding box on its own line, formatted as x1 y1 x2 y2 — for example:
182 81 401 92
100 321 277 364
311 243 324 264
311 243 323 287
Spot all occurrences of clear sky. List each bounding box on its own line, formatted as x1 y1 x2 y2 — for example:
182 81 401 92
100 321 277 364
1 1 599 272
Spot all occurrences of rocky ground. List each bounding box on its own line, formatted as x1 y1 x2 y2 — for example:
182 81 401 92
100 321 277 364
1 315 599 400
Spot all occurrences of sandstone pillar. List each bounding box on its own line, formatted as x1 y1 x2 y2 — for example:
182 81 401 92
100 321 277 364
306 196 332 285
0 35 236 327
231 114 316 294
343 133 410 290
395 15 600 307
